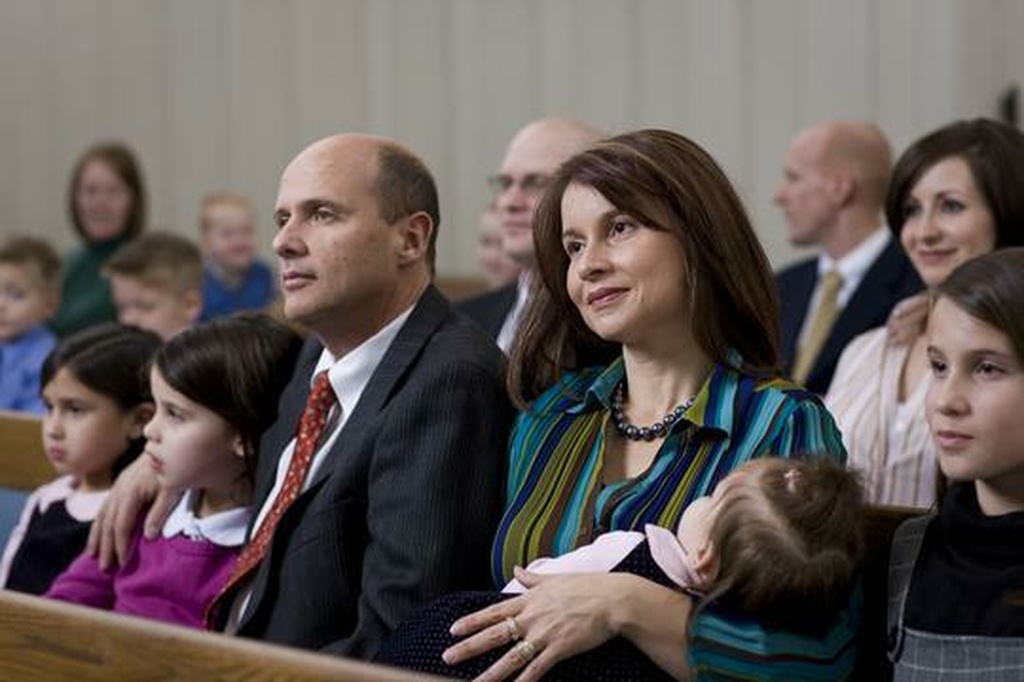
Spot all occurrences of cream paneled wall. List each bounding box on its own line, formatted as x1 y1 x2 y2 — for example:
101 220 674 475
1 0 1021 276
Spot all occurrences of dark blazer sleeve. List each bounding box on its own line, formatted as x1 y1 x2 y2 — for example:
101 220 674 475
328 354 513 658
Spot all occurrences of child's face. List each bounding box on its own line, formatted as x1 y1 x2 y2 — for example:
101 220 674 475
202 203 258 273
0 263 57 342
109 274 199 341
42 368 149 492
143 366 245 494
926 297 1024 492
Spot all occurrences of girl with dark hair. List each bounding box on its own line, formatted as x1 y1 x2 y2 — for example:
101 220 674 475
0 323 160 594
45 314 302 629
827 118 1024 509
888 248 1024 679
437 130 850 680
52 142 148 337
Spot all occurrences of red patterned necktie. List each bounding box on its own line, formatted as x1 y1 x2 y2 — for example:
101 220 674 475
205 370 336 628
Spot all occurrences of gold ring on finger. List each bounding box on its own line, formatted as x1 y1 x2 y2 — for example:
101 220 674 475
512 638 537 665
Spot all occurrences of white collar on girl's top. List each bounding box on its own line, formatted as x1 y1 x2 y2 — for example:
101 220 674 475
161 489 250 547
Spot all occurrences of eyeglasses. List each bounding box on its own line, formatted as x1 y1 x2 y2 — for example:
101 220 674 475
486 173 551 196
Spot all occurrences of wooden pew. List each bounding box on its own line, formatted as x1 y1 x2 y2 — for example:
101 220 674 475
0 410 50 491
0 589 444 681
854 503 922 680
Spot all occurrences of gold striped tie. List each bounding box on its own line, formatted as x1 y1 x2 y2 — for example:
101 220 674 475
792 270 843 384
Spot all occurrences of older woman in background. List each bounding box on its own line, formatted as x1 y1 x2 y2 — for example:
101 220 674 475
827 119 1024 508
52 142 147 337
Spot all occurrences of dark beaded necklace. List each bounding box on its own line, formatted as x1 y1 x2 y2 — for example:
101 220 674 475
612 381 693 442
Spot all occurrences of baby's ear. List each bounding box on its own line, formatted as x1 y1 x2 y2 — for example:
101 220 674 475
694 541 720 586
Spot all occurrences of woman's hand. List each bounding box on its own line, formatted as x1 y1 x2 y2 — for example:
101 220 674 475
86 456 180 570
443 568 622 682
886 293 929 346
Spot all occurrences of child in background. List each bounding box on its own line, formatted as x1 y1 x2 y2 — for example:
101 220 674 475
377 457 865 681
197 191 275 320
104 231 203 340
0 236 61 414
888 248 1024 679
0 323 160 594
47 314 302 629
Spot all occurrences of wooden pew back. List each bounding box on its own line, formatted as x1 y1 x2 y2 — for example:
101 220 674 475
0 410 50 491
0 590 441 681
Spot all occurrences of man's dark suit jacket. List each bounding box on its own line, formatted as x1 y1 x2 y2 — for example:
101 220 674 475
776 238 923 394
226 285 515 657
457 282 517 339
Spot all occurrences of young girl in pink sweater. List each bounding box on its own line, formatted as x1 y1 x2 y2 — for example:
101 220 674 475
47 314 301 629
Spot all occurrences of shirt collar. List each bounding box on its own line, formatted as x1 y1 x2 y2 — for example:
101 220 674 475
312 304 415 420
817 225 890 282
162 489 250 546
581 352 744 438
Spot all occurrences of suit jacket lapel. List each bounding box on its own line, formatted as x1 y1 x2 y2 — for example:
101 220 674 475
779 261 817 372
304 284 450 491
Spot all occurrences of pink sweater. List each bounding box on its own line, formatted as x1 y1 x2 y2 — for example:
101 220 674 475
46 516 241 629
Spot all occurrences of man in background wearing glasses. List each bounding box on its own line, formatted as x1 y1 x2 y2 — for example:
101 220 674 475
459 117 604 352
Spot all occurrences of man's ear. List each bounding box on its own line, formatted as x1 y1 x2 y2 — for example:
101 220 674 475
394 211 433 266
827 170 855 207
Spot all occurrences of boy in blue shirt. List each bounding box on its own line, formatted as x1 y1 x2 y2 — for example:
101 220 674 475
0 236 60 414
197 191 275 321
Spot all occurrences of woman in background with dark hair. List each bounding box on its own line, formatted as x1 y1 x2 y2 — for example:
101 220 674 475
827 118 1024 509
52 142 147 337
440 129 850 680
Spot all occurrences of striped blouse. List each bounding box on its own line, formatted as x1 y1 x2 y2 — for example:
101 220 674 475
492 355 846 582
490 356 855 678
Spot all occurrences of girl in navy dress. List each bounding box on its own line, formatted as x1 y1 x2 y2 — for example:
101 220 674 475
0 323 160 594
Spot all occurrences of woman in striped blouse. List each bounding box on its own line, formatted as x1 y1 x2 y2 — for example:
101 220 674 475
441 130 852 680
827 119 1024 509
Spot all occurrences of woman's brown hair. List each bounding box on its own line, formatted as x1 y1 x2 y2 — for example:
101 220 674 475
935 247 1024 364
509 129 779 406
886 118 1024 248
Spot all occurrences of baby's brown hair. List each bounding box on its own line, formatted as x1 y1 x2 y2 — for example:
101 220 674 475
705 457 865 634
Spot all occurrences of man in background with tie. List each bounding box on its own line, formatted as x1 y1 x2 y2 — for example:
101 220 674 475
774 120 922 394
92 134 514 657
